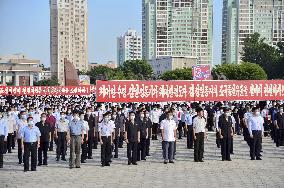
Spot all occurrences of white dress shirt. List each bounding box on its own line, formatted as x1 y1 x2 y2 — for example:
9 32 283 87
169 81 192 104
160 119 177 142
193 116 206 133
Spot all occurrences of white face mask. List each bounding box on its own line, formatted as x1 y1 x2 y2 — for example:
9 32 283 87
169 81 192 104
130 115 135 120
28 121 34 126
80 116 84 120
104 117 110 122
61 115 65 119
255 112 260 116
225 112 230 117
169 115 174 120
141 114 145 118
112 115 117 119
145 114 150 118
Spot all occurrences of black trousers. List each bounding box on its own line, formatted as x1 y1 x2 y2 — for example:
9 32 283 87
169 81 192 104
221 136 232 160
146 137 150 156
275 129 284 147
87 130 94 157
17 139 23 163
187 126 194 149
138 137 146 160
230 137 234 154
119 132 124 147
101 136 111 165
127 141 137 163
178 121 183 139
49 129 55 151
194 132 204 161
56 132 67 159
12 131 16 149
0 135 4 168
24 142 37 171
250 130 262 159
38 141 49 165
152 123 159 139
93 132 99 149
207 118 214 131
216 131 221 148
114 136 119 158
7 133 13 152
81 134 87 162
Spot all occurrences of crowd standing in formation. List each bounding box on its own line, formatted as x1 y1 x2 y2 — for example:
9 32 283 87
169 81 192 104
0 95 284 171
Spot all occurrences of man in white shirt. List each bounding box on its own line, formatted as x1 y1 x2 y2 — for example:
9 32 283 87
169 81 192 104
150 105 161 140
6 109 16 153
160 111 177 164
193 107 207 162
248 107 264 160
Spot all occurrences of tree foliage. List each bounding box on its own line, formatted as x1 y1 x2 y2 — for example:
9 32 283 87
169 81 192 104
86 60 154 83
242 32 284 79
34 75 60 86
212 62 267 80
159 68 193 81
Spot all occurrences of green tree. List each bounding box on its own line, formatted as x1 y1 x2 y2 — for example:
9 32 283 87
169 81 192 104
159 68 193 81
241 32 281 79
118 60 153 80
86 66 126 84
212 62 267 80
34 75 60 86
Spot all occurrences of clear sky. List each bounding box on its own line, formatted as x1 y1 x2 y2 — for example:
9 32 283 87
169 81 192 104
0 0 222 66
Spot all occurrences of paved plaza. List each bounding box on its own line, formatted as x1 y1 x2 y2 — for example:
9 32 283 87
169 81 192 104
0 133 283 188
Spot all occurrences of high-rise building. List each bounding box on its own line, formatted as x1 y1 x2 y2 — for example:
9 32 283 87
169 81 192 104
50 0 88 85
117 29 142 66
222 0 284 64
142 0 213 65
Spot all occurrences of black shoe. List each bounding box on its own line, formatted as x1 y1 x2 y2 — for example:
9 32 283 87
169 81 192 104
18 162 22 164
31 169 36 171
94 147 98 149
38 163 42 166
227 159 232 161
222 159 225 161
256 157 262 160
169 161 174 164
114 156 118 158
105 163 110 166
194 160 199 162
61 158 67 161
164 161 168 164
230 152 234 155
81 161 86 163
189 147 193 149
69 166 73 169
0 166 3 169
128 161 131 165
251 158 255 160
101 164 105 167
56 158 60 161
43 163 48 166
199 160 204 162
146 154 150 156
88 157 93 159
24 169 28 172
8 151 12 153
76 166 81 168
259 154 262 157
109 160 112 163
49 149 53 151
132 163 138 165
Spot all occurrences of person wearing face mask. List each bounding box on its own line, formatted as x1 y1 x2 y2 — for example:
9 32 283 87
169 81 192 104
125 111 140 165
84 108 95 159
67 111 85 169
35 113 51 166
160 111 177 164
218 108 234 161
113 108 124 149
274 106 284 147
0 112 8 168
98 112 114 167
150 105 160 140
6 108 16 154
185 108 194 149
21 117 41 172
55 112 69 161
248 107 264 160
193 107 207 162
136 110 148 161
16 111 28 164
111 112 120 158
145 111 152 156
46 108 56 151
80 113 89 164
215 108 223 148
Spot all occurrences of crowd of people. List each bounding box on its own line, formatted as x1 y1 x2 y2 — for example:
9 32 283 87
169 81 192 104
0 94 284 171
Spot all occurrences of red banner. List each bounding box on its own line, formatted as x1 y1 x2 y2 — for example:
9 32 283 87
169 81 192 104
96 80 284 102
0 86 92 96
